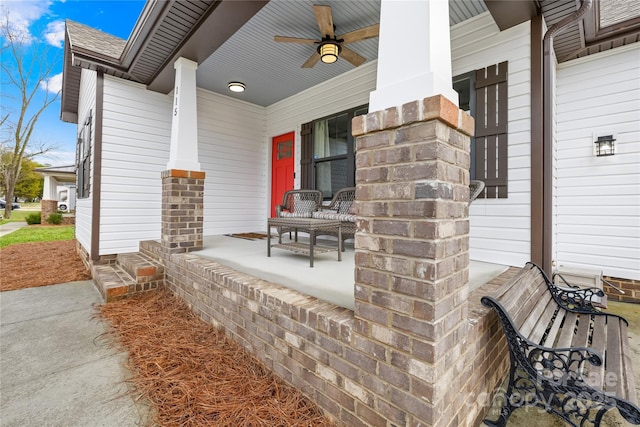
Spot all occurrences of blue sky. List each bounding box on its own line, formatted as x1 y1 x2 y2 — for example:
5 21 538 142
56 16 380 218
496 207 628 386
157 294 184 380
1 0 145 167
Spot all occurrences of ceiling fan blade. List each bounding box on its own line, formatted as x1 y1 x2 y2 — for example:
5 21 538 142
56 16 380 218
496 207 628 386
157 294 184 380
341 24 380 44
313 4 334 38
339 46 366 67
302 51 321 68
274 36 318 44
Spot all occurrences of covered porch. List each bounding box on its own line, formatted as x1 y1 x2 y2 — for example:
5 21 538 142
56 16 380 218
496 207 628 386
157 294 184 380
198 233 510 310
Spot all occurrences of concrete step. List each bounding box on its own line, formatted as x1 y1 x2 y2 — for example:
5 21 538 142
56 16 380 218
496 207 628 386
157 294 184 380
92 264 135 302
139 240 162 263
116 252 164 286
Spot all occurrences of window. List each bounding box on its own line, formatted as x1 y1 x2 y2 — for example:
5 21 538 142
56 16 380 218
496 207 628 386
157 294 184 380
76 111 92 199
301 105 367 199
453 62 509 198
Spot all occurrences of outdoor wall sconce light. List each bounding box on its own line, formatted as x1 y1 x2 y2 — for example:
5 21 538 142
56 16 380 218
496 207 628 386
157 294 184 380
594 135 615 157
227 82 246 93
318 41 340 64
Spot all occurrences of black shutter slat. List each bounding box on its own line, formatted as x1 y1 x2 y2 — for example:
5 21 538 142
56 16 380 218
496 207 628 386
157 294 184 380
497 133 508 198
486 135 497 198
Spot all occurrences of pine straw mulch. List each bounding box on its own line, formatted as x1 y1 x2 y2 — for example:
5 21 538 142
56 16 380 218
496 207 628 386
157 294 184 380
0 239 91 292
97 289 336 427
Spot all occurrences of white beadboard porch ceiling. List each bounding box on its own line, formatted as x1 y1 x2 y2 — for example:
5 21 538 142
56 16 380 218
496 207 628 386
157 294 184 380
196 0 487 107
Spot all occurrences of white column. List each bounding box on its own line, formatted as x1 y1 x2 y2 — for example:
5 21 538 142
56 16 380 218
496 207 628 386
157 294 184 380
43 175 58 200
167 57 201 171
369 0 459 112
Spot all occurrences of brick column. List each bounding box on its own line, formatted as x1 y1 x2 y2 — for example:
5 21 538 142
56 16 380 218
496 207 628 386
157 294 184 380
40 200 58 222
352 95 474 426
161 169 205 258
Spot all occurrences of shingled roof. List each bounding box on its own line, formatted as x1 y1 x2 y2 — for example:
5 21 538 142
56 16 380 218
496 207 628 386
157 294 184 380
65 20 126 61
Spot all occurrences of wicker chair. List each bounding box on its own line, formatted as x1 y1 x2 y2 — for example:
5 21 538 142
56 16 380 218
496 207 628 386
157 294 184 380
275 189 323 238
469 180 485 204
312 187 356 250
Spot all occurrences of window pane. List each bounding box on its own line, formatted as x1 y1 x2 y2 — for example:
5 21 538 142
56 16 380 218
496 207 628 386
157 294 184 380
314 113 348 159
315 158 348 199
277 140 292 159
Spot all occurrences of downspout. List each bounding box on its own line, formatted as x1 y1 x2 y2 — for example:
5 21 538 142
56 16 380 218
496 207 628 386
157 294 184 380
541 0 592 275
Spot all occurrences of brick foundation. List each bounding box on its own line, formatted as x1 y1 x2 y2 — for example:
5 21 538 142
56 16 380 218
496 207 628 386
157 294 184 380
61 215 75 225
76 240 117 271
164 253 513 427
604 276 640 303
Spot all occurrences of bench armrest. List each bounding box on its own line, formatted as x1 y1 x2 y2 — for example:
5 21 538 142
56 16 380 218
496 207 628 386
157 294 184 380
549 284 607 312
482 295 604 371
528 345 603 376
526 263 606 313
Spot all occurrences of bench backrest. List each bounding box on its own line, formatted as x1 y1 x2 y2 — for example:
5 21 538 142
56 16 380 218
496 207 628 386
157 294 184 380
486 263 554 338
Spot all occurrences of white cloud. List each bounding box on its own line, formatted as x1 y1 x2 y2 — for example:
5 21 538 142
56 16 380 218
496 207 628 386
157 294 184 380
0 1 54 45
44 19 65 47
40 72 63 93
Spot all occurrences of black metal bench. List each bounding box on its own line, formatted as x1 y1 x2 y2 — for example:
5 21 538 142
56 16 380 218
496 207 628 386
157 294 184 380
481 262 640 427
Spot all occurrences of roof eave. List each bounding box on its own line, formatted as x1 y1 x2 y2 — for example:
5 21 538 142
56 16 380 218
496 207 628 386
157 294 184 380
145 0 269 94
484 0 540 31
60 28 78 124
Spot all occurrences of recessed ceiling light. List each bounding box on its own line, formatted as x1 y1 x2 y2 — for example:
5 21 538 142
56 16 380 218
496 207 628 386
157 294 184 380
227 82 246 93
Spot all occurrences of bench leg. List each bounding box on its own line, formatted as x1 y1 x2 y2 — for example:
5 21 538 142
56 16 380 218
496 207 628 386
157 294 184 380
483 366 528 427
486 366 640 427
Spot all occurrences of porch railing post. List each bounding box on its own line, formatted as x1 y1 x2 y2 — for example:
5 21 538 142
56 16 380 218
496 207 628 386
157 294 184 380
352 94 474 425
160 169 205 259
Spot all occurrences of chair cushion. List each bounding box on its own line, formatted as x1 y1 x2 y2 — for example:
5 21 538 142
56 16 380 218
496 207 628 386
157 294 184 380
280 211 313 218
312 211 356 223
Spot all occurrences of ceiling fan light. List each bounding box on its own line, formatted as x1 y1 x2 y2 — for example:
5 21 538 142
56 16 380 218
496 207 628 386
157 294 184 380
227 82 246 93
319 42 340 64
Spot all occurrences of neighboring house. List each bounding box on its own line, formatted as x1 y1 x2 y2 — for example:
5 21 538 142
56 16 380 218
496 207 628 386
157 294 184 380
61 0 639 285
34 165 76 217
61 1 640 425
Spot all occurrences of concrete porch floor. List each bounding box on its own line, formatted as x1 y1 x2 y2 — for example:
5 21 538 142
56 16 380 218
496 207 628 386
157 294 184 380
197 233 509 310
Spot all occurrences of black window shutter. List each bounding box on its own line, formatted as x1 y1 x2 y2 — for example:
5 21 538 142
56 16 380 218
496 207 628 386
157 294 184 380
300 122 313 189
475 61 508 198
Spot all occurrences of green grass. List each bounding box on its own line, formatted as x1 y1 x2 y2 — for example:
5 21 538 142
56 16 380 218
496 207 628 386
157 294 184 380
0 226 75 248
0 209 38 225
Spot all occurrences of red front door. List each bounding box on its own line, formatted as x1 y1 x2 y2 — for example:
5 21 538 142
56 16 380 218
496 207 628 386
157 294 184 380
271 132 295 217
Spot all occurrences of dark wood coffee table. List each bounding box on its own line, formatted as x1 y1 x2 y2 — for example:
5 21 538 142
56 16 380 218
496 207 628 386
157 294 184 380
267 217 342 267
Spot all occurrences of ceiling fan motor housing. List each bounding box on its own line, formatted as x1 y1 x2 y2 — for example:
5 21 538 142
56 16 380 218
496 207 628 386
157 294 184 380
317 38 342 64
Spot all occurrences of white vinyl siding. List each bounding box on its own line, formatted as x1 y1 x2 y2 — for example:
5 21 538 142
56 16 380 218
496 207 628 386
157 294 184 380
451 12 532 267
555 45 640 280
74 69 97 254
97 78 268 254
197 89 268 234
100 76 172 255
266 61 377 190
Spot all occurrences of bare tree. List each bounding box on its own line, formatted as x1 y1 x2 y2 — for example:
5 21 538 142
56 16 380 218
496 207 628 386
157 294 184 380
0 14 58 218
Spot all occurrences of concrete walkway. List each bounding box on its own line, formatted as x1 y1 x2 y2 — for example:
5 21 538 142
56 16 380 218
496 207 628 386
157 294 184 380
0 280 148 426
0 221 27 238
